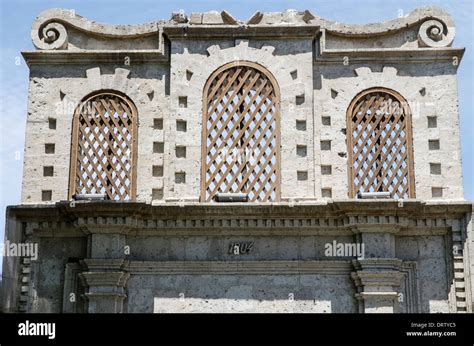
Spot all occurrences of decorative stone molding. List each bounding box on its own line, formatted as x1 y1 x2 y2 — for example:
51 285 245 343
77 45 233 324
350 224 402 234
127 260 352 275
313 7 460 63
352 259 405 313
80 259 130 313
33 21 68 50
167 6 455 44
83 259 129 271
75 216 139 235
352 258 404 271
79 271 130 313
312 7 454 43
399 262 421 313
81 271 130 287
31 8 162 50
418 19 455 48
29 7 457 50
62 262 86 313
10 201 470 238
23 7 464 67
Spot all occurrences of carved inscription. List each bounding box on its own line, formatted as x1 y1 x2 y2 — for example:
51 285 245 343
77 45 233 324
228 241 254 255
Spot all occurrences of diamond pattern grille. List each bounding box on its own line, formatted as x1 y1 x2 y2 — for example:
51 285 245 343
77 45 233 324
202 63 280 202
71 93 137 200
348 89 414 199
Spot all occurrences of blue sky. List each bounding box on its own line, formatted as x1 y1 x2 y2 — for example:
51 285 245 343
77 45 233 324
0 0 472 242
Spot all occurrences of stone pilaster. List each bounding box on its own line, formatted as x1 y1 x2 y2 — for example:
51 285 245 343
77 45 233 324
351 225 404 313
79 259 129 313
77 218 133 313
352 259 404 313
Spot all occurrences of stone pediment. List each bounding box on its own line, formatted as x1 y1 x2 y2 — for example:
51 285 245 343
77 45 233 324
30 7 458 49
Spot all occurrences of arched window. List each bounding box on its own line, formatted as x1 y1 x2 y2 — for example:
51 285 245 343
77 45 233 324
347 88 415 199
69 91 138 200
201 61 280 202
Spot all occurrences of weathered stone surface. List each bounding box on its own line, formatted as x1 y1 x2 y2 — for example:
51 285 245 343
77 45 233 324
1 6 472 314
1 200 473 313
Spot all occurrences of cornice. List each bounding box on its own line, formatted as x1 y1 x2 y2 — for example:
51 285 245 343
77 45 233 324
7 200 472 237
21 50 169 67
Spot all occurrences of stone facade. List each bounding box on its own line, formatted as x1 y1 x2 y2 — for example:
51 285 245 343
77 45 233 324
1 6 472 313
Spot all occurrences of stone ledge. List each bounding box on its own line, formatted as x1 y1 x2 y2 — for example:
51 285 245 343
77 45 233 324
22 50 169 66
315 46 465 64
6 200 471 237
126 260 353 275
8 199 473 216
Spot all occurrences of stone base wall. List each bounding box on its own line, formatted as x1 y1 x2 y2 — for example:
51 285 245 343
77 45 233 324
1 201 472 313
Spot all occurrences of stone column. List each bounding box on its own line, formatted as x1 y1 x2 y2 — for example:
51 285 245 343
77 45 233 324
79 231 130 313
351 225 404 313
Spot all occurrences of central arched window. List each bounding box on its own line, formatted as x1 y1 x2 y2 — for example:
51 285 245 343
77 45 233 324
347 87 415 199
69 91 138 200
201 61 281 202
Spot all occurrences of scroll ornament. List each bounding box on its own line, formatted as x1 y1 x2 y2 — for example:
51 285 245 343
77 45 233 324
32 21 68 50
417 18 455 48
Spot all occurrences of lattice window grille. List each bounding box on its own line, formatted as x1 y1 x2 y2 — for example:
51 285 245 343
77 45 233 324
348 89 414 199
71 92 137 201
202 63 280 202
